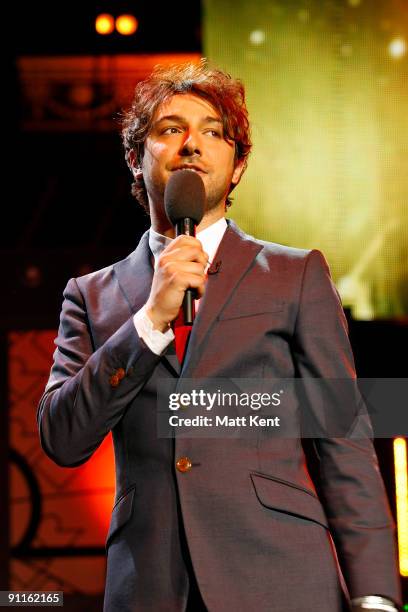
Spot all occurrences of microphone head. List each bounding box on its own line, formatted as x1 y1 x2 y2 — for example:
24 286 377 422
164 169 206 226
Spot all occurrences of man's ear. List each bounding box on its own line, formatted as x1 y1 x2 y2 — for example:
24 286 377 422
128 150 143 179
231 157 247 187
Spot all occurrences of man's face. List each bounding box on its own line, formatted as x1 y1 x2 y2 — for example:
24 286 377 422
140 93 245 218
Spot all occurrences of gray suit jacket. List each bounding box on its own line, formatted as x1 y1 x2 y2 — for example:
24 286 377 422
38 220 401 612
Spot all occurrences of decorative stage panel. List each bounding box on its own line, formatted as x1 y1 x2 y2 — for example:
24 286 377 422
9 330 115 596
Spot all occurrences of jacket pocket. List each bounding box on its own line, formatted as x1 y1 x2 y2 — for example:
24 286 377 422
218 300 285 321
105 485 136 549
250 472 328 528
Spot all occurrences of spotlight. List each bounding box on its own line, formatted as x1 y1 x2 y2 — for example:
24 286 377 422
116 14 138 36
249 30 265 45
95 13 115 35
388 36 407 59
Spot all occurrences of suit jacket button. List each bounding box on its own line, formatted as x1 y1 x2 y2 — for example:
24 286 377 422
117 368 125 380
176 457 192 473
109 374 119 387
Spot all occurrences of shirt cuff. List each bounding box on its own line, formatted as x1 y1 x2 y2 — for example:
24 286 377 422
351 595 399 611
133 305 175 356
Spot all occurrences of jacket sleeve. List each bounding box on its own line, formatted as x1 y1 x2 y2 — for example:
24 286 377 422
37 277 161 467
292 249 401 604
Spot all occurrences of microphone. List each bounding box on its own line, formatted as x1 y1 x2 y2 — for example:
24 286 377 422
164 169 205 325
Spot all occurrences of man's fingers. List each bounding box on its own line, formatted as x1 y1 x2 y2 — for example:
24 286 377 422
170 235 201 248
164 261 207 277
159 246 208 268
168 271 207 293
160 235 209 267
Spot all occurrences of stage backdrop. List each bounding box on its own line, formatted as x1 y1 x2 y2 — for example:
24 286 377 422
203 0 408 319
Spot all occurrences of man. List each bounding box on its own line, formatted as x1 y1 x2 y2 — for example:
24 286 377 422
38 61 401 611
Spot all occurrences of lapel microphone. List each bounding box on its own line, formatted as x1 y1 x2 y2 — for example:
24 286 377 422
164 169 205 325
208 260 222 274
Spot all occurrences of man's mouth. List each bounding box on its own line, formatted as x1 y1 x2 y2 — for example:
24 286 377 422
171 164 207 174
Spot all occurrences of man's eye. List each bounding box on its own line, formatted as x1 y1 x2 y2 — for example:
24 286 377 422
206 129 222 137
162 127 182 134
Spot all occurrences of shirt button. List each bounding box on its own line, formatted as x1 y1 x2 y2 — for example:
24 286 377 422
109 374 119 387
176 457 192 473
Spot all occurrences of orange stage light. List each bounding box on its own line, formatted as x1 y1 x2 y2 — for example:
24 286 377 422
116 14 138 36
74 432 115 536
95 13 115 36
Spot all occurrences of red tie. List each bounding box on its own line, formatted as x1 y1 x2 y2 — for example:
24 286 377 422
173 308 193 364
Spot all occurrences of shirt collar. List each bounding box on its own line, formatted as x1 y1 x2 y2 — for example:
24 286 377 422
149 217 227 268
149 227 172 263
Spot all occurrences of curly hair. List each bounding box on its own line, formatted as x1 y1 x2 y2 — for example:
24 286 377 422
121 59 252 213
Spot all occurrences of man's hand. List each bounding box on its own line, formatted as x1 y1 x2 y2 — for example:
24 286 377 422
146 235 209 332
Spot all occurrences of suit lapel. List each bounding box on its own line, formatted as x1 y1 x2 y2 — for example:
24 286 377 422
113 230 181 376
182 220 263 376
113 230 153 314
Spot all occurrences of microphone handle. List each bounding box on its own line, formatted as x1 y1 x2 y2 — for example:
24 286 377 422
175 218 195 237
176 218 196 325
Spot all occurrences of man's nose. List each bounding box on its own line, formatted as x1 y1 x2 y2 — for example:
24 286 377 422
179 131 201 156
